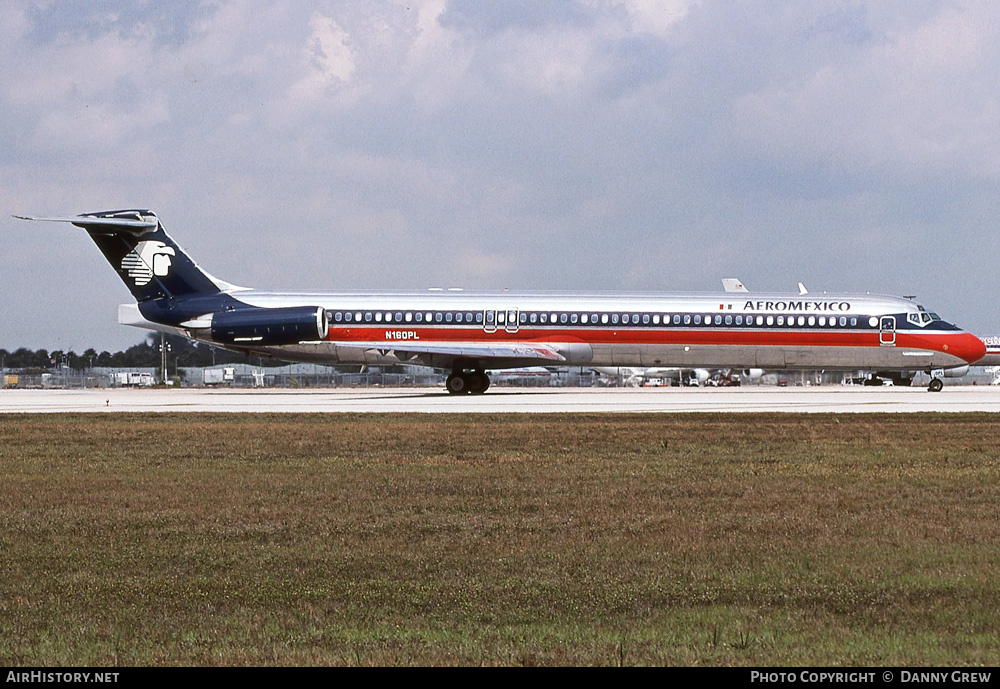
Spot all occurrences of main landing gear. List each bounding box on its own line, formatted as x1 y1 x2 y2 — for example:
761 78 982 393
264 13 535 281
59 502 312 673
446 369 491 395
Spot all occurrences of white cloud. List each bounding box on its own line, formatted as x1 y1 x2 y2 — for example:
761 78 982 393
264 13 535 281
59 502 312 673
730 2 1000 181
616 0 696 36
287 13 356 105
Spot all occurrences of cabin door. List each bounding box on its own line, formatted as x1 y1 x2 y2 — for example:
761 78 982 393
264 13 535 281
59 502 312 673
879 316 896 346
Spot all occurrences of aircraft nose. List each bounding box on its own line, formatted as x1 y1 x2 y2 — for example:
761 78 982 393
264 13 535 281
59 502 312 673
950 333 987 364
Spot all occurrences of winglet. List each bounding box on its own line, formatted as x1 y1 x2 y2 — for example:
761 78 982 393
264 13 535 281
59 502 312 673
798 282 808 295
722 278 748 293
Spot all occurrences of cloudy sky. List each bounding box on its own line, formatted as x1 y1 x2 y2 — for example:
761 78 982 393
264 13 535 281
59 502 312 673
3 0 999 352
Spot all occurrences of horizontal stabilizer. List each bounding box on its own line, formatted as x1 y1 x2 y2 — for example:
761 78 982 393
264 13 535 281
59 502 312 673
15 213 158 234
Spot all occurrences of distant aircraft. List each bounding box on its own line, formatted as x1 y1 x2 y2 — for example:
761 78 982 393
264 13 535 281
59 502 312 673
975 336 1000 367
16 210 985 393
593 366 717 387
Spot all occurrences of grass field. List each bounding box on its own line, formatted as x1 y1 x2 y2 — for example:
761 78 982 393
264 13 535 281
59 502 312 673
1 413 998 666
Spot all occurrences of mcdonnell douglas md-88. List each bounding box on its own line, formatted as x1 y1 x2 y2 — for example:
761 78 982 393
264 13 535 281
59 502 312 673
16 210 985 393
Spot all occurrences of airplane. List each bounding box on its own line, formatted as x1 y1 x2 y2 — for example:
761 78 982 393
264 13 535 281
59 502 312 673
15 209 986 393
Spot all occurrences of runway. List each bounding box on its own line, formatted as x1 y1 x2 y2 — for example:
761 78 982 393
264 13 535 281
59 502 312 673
3 385 1000 413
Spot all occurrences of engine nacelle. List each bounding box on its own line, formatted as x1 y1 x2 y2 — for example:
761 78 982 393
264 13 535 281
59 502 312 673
211 306 328 346
944 365 969 378
742 368 764 380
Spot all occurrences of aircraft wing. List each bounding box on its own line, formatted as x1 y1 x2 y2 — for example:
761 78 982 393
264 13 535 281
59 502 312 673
331 340 567 364
721 278 748 293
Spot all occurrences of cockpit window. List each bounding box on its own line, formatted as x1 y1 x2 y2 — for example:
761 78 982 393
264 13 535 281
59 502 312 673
908 311 939 326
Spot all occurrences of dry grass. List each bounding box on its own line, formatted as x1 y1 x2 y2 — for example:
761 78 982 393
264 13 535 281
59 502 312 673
1 413 998 665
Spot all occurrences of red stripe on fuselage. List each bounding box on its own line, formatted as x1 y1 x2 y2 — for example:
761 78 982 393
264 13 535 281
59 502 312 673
328 327 986 363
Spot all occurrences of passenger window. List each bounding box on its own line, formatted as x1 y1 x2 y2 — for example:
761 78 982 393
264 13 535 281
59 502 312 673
808 316 815 326
571 314 578 324
530 313 537 323
725 315 732 325
435 312 444 323
756 316 764 326
736 316 743 325
602 314 609 324
673 315 681 325
455 313 463 323
766 316 774 326
560 313 568 324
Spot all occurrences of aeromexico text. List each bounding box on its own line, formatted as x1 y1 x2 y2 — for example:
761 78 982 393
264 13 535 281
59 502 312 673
744 301 851 312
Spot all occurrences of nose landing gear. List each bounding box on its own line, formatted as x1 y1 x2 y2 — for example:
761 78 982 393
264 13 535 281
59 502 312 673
928 369 944 392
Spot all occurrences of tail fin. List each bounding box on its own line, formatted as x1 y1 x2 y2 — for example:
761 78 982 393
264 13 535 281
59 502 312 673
15 210 238 302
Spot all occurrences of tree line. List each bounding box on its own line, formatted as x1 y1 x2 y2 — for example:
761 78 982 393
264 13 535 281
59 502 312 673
1 334 258 371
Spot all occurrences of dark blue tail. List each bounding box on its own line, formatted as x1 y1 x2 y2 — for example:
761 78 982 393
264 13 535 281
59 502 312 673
18 209 227 303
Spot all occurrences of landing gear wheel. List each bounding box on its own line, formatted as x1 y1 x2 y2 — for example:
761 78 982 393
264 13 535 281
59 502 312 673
468 372 490 395
446 373 468 395
928 378 944 393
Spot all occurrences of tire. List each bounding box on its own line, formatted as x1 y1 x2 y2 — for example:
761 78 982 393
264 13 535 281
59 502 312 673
928 378 944 393
446 373 468 394
468 372 490 395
